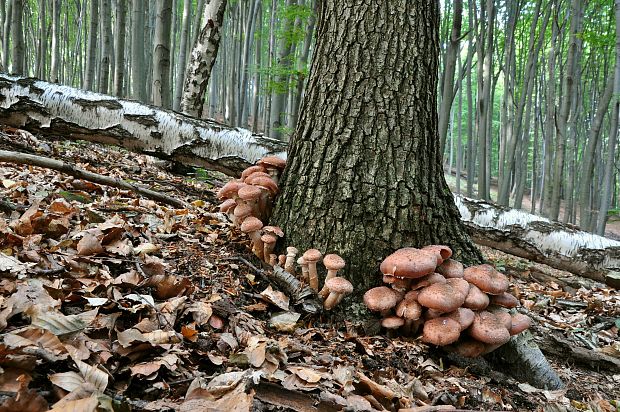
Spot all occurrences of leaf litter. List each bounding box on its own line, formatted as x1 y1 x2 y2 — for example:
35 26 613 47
0 131 618 411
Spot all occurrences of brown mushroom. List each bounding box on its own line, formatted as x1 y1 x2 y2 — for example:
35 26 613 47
238 185 264 219
297 256 309 284
319 254 346 298
240 216 264 260
303 249 322 291
422 317 461 346
261 233 278 263
490 292 519 308
380 248 438 279
381 316 405 337
421 245 453 265
240 165 266 181
469 311 511 345
436 258 464 278
446 277 471 299
417 282 466 313
445 307 475 331
257 156 287 183
463 264 510 295
284 247 298 275
447 338 487 358
363 286 401 316
509 313 531 335
395 294 423 335
217 180 245 200
323 277 353 310
463 284 490 311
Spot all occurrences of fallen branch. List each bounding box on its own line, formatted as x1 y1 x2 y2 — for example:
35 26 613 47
455 195 620 287
0 149 189 209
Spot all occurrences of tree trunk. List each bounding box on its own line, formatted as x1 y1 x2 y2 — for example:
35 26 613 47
130 0 146 101
438 0 462 154
152 0 172 108
36 0 46 78
84 0 99 91
113 0 127 97
180 0 227 117
173 0 191 110
271 0 482 294
50 0 61 82
0 74 286 176
99 0 112 94
10 0 24 74
455 195 620 286
597 0 620 235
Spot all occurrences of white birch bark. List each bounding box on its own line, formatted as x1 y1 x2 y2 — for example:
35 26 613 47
0 74 286 176
455 195 620 285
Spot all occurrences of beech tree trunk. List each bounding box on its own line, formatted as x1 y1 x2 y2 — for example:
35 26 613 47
271 0 483 294
0 74 285 176
455 195 620 286
152 0 172 108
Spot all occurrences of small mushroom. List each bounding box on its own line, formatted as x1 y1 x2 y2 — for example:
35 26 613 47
240 165 266 181
509 313 531 335
445 307 475 331
417 282 465 313
261 233 278 263
240 216 264 260
278 254 286 266
395 294 423 335
381 316 405 337
422 317 461 346
320 254 346 298
303 249 322 291
363 286 401 317
421 245 453 265
463 284 490 311
447 338 486 358
463 264 510 295
436 258 464 278
490 292 519 308
297 256 309 284
268 254 277 266
284 247 298 275
238 185 264 219
257 156 287 184
323 277 353 310
380 248 438 279
469 311 511 345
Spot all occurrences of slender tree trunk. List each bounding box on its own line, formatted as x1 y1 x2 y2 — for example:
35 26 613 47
2 0 11 70
239 0 259 126
36 0 46 78
290 0 316 131
84 0 98 91
466 1 475 198
438 0 462 154
264 0 277 135
180 0 227 117
173 0 191 110
272 0 482 294
190 0 205 51
130 0 146 101
597 0 620 235
50 0 60 82
10 0 24 74
113 0 127 96
99 0 112 94
152 0 172 108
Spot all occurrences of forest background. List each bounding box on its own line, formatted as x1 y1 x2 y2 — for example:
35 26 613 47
0 0 618 238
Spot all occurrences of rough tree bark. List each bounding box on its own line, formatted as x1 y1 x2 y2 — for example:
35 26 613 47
130 0 146 101
0 74 285 176
181 0 227 117
152 0 172 108
271 0 482 294
456 195 620 286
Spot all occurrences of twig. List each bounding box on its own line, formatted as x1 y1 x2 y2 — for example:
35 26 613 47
0 149 190 209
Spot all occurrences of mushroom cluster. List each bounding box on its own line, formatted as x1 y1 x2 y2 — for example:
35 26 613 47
217 157 353 311
364 245 531 357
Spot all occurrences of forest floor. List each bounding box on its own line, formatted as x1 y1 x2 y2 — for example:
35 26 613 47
0 130 618 412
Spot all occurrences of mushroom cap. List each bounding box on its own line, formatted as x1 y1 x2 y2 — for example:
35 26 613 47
509 314 531 335
380 248 437 278
233 203 253 218
297 256 306 265
218 198 237 213
286 246 298 256
469 311 511 345
363 286 400 312
424 308 443 320
411 272 446 289
263 226 284 237
446 307 475 331
217 181 245 199
463 264 510 295
323 254 346 270
257 156 287 170
403 290 419 301
436 259 464 278
395 297 423 320
261 233 278 244
446 277 472 298
494 311 513 330
240 216 263 233
238 185 263 201
490 292 519 308
463 284 490 311
421 245 453 264
381 316 405 329
417 283 466 313
244 171 271 182
448 339 487 358
303 248 322 263
240 165 266 181
250 176 279 194
422 317 461 346
325 277 353 294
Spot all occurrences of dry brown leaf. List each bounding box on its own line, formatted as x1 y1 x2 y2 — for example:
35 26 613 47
76 233 104 256
49 395 99 412
31 309 98 337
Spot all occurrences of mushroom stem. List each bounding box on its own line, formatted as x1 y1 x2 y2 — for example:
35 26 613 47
297 257 309 284
284 248 298 275
248 231 264 260
324 292 343 310
307 261 319 291
268 254 277 266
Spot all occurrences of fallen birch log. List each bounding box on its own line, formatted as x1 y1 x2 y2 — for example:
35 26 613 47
0 74 286 177
455 195 620 286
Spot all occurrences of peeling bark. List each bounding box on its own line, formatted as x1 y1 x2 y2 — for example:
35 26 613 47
456 195 620 286
0 74 286 176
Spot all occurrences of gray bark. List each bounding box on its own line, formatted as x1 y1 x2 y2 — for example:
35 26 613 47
173 0 191 110
10 0 24 74
596 0 620 235
180 0 227 117
152 0 172 108
0 74 286 176
99 0 112 94
2 0 11 70
113 0 127 96
130 0 146 101
84 0 99 91
50 0 61 82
